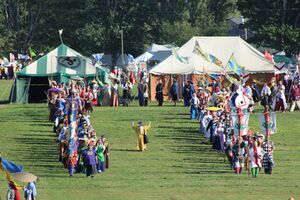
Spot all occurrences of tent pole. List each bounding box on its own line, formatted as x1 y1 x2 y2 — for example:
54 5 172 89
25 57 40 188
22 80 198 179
9 75 16 104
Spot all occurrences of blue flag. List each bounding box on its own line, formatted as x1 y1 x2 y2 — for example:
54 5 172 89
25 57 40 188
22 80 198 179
226 54 245 76
127 54 136 64
1 158 23 173
92 53 104 62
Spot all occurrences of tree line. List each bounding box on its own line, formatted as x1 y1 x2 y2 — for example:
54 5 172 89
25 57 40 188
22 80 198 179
0 0 299 63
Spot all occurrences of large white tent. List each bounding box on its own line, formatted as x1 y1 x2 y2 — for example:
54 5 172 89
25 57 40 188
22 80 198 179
150 36 274 75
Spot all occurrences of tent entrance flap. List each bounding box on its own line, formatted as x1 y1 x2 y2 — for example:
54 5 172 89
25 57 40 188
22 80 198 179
28 77 49 103
15 77 31 104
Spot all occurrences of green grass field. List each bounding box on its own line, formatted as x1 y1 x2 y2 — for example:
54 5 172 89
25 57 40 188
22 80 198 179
0 101 299 200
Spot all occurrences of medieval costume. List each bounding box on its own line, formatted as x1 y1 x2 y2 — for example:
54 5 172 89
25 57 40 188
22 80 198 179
131 121 151 151
155 81 163 106
190 94 200 120
262 140 275 174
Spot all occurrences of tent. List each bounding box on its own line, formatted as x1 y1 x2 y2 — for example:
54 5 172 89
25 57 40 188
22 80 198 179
150 36 274 75
149 36 275 100
11 44 107 103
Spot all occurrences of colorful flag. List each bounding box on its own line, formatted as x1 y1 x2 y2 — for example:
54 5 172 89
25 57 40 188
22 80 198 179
224 71 239 85
28 47 36 57
259 112 277 135
226 54 245 76
264 50 273 62
172 47 189 64
92 53 104 62
9 53 15 62
193 41 223 67
1 159 23 173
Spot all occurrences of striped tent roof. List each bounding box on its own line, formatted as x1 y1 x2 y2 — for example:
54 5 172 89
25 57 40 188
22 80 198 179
17 44 98 77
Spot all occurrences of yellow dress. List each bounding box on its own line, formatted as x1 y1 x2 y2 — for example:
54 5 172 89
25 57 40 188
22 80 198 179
132 124 150 151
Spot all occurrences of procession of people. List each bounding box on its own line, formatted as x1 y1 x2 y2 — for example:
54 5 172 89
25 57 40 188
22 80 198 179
173 74 297 177
48 80 110 177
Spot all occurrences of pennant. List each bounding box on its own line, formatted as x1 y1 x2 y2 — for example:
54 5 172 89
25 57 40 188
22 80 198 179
264 50 273 62
127 54 137 64
92 53 104 62
9 53 15 62
193 41 223 67
172 47 189 64
58 29 63 36
226 54 245 76
1 159 23 173
259 112 277 135
224 71 239 85
18 54 30 60
28 47 37 57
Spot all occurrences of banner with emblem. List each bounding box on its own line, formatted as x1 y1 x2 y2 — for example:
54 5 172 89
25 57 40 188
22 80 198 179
57 56 82 69
231 112 250 136
259 112 277 135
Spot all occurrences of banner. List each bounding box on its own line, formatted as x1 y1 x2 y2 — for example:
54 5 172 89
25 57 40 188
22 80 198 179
224 71 239 85
193 41 223 67
231 112 250 136
259 112 277 135
172 47 189 64
226 54 245 76
57 56 82 69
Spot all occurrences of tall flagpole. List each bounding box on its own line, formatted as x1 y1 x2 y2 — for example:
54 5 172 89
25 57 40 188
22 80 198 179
121 30 124 68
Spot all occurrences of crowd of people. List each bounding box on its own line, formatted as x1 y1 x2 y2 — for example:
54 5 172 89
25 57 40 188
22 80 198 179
168 73 300 177
48 80 110 177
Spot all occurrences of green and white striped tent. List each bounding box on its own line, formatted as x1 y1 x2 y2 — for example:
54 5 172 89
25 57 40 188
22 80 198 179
11 44 107 103
17 43 101 77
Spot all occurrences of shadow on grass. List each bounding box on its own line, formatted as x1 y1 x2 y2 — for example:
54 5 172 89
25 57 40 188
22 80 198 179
112 148 141 152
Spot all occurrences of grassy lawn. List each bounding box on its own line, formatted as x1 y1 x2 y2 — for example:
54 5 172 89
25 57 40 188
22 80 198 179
0 101 299 200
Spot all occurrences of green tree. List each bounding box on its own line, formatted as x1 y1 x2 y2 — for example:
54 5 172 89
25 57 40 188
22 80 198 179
237 0 300 55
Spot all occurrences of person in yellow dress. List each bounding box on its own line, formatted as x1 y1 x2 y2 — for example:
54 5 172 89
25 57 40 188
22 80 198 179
131 121 151 151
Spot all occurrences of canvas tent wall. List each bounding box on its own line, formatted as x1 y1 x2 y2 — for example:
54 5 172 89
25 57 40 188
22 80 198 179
149 36 274 100
11 44 107 103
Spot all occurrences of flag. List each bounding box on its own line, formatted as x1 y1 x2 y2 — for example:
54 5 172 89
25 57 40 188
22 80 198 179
1 159 23 173
3 57 10 66
193 41 223 67
264 50 273 62
28 47 36 57
240 70 250 82
9 53 15 62
259 112 277 135
127 54 137 64
226 54 246 76
18 54 30 61
92 53 104 62
224 71 239 85
59 29 63 36
172 47 189 64
231 112 250 136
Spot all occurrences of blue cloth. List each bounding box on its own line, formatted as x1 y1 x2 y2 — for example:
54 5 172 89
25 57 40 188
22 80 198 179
190 106 198 120
1 158 23 173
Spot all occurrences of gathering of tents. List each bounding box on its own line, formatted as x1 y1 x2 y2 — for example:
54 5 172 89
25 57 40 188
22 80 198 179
8 36 299 104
